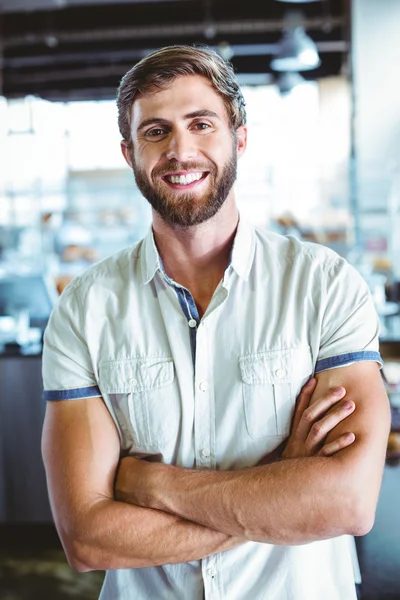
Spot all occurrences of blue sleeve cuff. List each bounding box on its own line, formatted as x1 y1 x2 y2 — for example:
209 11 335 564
43 385 101 401
315 351 383 373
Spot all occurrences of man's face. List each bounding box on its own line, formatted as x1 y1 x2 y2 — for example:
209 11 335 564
122 75 246 227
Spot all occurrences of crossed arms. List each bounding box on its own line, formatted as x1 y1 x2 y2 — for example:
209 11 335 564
42 361 390 572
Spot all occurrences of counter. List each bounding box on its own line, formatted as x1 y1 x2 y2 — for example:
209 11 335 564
0 354 51 522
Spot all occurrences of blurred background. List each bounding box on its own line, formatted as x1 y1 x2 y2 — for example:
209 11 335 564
0 1 399 599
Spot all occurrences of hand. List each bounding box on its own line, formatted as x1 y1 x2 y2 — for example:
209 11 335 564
115 454 164 509
282 378 355 459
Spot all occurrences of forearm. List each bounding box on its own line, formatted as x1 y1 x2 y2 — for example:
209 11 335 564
63 497 242 572
129 373 389 545
133 455 363 545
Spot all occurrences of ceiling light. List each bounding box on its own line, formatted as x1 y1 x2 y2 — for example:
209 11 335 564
217 42 234 62
276 71 306 95
45 36 59 48
270 27 321 71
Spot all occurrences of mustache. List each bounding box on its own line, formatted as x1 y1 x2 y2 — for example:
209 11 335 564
152 162 215 177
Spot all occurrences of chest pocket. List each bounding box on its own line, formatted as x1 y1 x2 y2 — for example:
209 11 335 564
239 347 313 440
99 357 179 451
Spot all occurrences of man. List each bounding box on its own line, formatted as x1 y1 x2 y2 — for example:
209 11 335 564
41 45 390 600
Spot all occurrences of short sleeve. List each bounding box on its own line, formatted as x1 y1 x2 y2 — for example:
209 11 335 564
42 283 101 401
315 257 383 373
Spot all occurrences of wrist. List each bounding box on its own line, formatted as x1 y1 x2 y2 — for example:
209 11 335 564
145 462 175 511
114 456 134 503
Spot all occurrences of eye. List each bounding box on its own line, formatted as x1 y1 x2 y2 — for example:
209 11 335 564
146 128 167 138
193 122 211 131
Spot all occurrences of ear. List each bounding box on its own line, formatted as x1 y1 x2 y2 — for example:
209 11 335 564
121 140 133 168
236 125 247 158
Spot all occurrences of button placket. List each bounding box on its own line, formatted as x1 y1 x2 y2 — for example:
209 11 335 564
194 321 214 470
202 555 219 600
207 568 216 578
199 380 209 392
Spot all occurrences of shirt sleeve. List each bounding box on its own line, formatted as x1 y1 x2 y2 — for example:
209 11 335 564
315 256 383 373
42 282 101 401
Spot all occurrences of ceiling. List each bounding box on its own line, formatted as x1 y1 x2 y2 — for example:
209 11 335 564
0 0 350 100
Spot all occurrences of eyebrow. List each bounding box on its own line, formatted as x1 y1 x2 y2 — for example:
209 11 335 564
137 109 220 132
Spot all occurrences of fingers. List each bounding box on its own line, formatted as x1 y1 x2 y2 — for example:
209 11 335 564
318 432 355 457
305 399 355 453
295 386 347 442
283 380 355 460
291 378 317 432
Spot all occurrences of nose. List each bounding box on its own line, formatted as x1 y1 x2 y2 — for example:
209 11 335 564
165 128 197 162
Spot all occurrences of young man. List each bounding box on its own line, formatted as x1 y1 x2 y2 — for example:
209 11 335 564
42 46 390 600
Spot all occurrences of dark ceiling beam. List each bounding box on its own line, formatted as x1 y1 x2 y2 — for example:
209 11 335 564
4 40 348 69
7 64 130 83
3 16 345 48
5 41 348 85
5 49 148 68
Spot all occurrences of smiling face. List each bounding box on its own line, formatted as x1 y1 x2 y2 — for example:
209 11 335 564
121 75 247 227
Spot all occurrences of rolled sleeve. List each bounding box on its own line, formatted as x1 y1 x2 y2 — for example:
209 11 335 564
42 283 100 401
315 258 383 373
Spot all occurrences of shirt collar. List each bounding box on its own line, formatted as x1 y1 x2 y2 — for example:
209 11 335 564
140 227 163 285
228 215 256 281
140 213 256 285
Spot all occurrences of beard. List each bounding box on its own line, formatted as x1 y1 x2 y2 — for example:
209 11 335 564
130 142 238 228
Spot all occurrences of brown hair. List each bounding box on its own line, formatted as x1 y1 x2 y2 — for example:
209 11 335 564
116 45 246 145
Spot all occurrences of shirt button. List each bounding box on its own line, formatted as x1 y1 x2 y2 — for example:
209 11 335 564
275 369 284 378
188 318 197 328
199 381 209 392
200 448 210 458
207 568 216 578
129 377 138 387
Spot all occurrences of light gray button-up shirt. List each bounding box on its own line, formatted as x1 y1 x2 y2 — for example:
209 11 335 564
43 216 382 600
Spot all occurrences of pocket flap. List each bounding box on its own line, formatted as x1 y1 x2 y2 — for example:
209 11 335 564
99 357 174 393
239 347 313 384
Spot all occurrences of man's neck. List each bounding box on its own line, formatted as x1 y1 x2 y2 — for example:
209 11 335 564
152 201 239 317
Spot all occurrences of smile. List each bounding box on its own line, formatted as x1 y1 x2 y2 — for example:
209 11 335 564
162 172 208 187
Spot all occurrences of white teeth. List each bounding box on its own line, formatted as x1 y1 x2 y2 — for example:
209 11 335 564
167 172 203 185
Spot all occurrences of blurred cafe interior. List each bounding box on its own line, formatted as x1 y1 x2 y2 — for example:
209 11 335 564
0 0 400 598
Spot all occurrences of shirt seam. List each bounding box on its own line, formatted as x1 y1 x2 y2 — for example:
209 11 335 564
68 245 139 293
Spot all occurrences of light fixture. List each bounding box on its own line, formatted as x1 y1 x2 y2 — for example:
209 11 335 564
217 42 234 62
276 71 306 95
270 26 321 71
